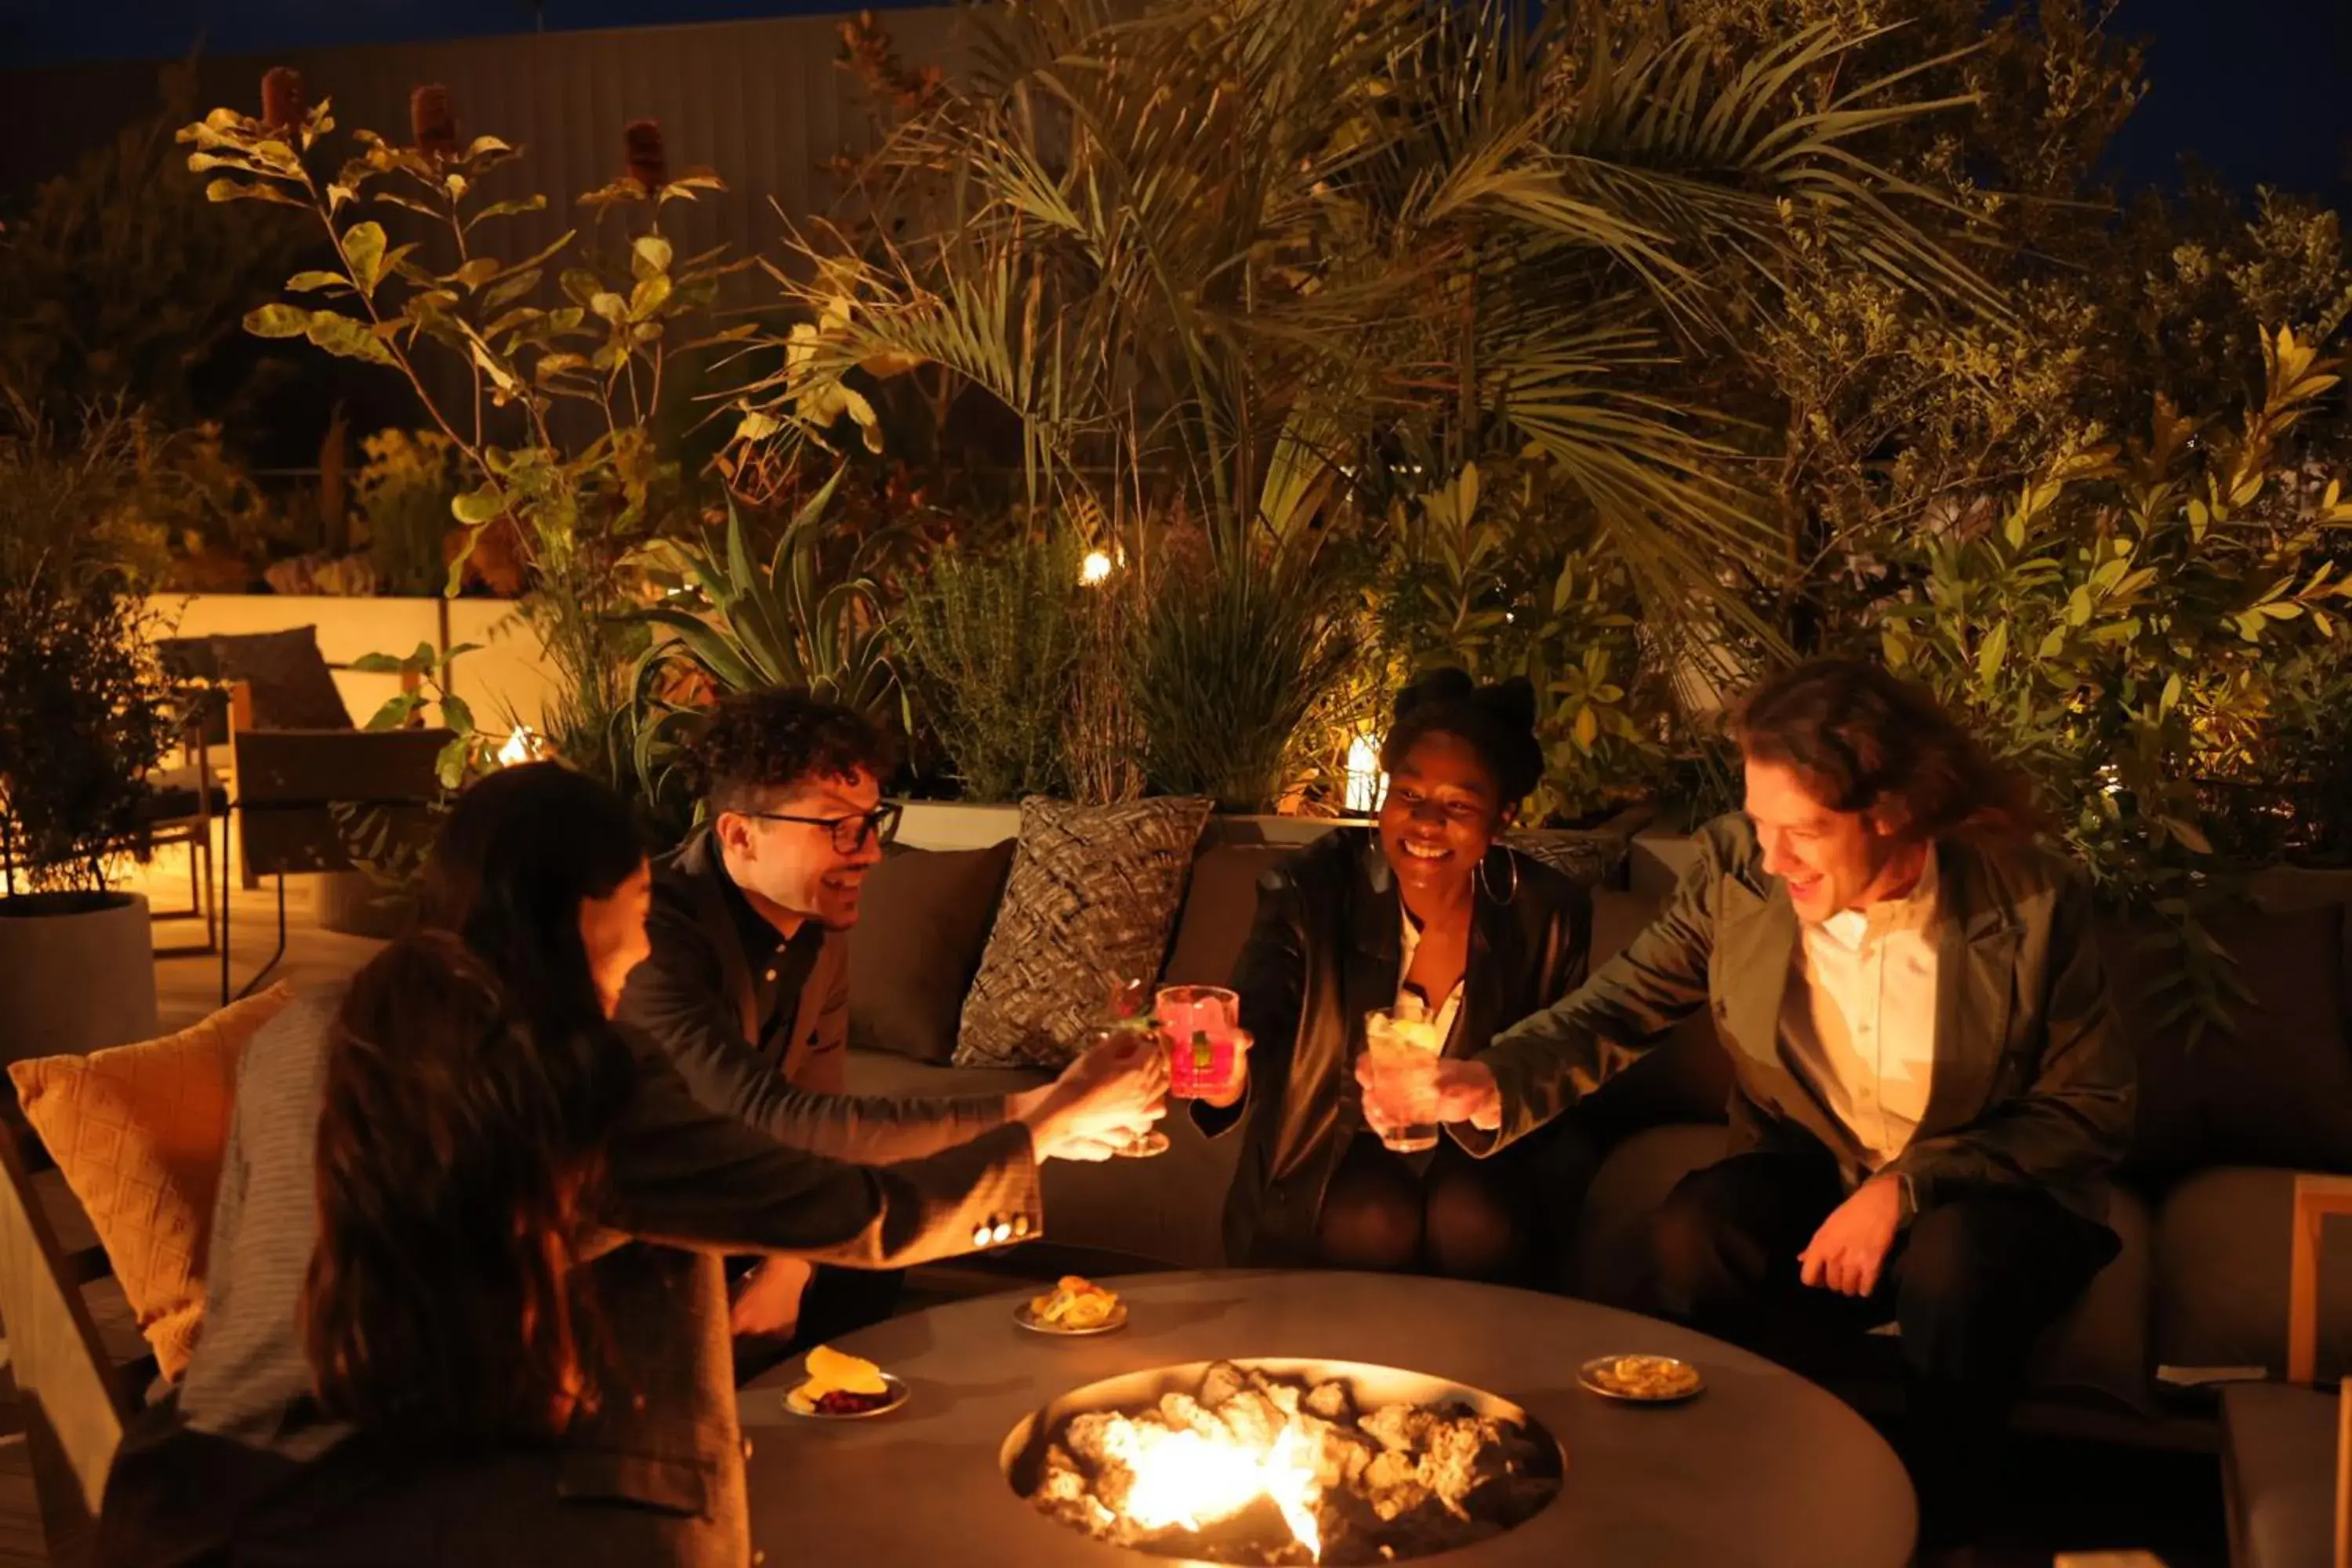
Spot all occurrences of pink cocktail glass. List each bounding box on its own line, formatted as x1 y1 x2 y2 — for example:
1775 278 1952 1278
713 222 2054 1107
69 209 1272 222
1153 985 1243 1099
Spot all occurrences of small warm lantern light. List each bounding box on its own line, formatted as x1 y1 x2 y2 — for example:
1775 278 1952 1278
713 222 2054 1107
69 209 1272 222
1345 733 1388 815
497 725 545 767
1079 550 1115 587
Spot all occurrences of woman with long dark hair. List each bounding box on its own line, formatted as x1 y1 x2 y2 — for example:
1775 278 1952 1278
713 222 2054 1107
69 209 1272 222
1196 670 1597 1282
98 763 1161 1565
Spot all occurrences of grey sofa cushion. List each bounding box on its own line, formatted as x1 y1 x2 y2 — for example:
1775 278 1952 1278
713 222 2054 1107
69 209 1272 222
954 796 1214 1069
1570 892 1734 1140
2156 1166 2352 1382
841 1047 1239 1268
843 1044 1050 1100
848 840 1018 1063
1162 844 1296 988
2035 1185 2157 1416
1572 1122 2157 1413
2220 1381 2343 1568
1572 1122 1728 1305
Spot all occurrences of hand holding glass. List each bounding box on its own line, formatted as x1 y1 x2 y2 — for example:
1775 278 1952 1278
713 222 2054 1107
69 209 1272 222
1361 1008 1445 1152
1054 1029 1171 1160
1153 985 1250 1102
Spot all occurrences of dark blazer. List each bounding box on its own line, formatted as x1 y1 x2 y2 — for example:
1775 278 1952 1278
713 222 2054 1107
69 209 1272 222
1200 829 1592 1265
104 993 1044 1568
1468 813 2135 1227
618 829 1006 1160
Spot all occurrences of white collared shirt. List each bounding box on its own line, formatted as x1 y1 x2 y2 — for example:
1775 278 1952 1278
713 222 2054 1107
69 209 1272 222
1779 850 1940 1168
1397 910 1465 1051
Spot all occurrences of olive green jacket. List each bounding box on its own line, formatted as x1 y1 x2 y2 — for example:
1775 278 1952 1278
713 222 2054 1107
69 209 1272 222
1465 814 2135 1225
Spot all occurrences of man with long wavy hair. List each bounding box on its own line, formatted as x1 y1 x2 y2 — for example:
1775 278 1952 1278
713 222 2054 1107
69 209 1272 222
1364 658 2135 1562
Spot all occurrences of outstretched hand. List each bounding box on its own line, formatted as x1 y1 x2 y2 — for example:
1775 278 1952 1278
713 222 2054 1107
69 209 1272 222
1016 1033 1171 1163
1353 1054 1502 1135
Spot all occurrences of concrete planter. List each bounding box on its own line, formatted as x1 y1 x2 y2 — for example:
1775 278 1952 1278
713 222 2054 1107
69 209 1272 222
895 800 1367 853
0 892 161 1060
898 800 1651 891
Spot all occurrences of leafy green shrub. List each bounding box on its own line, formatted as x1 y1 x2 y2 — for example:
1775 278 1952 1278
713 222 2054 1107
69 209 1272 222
626 472 904 828
0 63 308 437
353 428 459 595
1877 328 2352 895
895 531 1084 802
1378 457 1669 822
1122 543 1356 814
0 408 176 901
185 85 744 803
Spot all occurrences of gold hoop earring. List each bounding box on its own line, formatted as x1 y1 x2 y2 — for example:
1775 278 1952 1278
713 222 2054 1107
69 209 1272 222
1476 847 1520 906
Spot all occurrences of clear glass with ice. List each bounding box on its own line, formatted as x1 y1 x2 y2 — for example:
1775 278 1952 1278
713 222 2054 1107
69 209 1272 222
1362 999 1443 1152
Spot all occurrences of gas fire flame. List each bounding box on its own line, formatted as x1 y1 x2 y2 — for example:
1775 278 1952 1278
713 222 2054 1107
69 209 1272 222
1105 1415 1325 1561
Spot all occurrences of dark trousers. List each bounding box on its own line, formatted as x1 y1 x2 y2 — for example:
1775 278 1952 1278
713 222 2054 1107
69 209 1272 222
1312 1120 1598 1290
728 1261 905 1385
1640 1142 2118 1545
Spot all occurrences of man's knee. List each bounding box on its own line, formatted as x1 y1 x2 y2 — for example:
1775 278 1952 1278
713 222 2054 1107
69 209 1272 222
1894 1196 2089 1381
1894 1202 1993 1314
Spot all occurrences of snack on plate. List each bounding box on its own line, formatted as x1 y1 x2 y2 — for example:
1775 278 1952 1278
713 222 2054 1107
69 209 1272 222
1588 1354 1702 1399
793 1345 895 1413
1029 1275 1122 1330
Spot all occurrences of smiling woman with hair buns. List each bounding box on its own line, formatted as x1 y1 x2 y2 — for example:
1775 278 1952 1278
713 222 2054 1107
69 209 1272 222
1190 670 1599 1284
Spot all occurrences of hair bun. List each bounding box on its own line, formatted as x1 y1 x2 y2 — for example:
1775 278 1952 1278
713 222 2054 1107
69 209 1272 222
1394 666 1476 724
1473 676 1538 735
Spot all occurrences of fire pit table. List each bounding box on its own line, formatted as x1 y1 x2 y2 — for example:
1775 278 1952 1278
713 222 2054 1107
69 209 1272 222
741 1269 1915 1567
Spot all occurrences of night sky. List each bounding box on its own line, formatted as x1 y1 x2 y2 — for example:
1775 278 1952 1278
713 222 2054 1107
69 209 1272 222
2 0 2348 205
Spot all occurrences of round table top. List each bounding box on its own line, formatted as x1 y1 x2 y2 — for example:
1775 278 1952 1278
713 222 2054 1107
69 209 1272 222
742 1269 1915 1568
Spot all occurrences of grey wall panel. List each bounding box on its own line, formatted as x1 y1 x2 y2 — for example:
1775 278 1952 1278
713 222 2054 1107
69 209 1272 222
2 8 974 263
2 9 972 439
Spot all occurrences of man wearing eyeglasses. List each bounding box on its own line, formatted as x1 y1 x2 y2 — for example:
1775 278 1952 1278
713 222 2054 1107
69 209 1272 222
619 688 1163 1373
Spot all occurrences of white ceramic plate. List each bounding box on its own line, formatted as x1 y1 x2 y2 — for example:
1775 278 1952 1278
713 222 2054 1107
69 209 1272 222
1577 1354 1704 1404
784 1372 909 1419
1014 1299 1130 1337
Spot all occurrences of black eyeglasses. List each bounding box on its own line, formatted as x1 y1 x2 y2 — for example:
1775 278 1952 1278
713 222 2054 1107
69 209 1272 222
740 801 902 854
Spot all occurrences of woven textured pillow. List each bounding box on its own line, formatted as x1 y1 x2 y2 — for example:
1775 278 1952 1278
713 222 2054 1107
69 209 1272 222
953 796 1214 1069
209 626 350 729
8 984 298 1379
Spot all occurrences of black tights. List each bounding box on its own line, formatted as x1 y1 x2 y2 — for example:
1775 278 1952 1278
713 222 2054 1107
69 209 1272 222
1314 1134 1539 1283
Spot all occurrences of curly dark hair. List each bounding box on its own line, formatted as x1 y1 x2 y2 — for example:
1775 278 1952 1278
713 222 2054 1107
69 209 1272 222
1381 669 1545 810
1733 659 2047 847
685 688 899 816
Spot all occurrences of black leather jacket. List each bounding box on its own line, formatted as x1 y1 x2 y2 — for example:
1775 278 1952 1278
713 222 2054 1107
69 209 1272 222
1196 829 1592 1265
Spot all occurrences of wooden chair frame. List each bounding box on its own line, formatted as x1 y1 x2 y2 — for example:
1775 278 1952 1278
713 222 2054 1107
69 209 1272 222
211 664 429 1005
142 681 234 958
2285 1172 2352 1568
0 1110 154 1566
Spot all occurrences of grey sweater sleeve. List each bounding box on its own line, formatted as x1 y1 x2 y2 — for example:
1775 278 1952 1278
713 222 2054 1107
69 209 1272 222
176 993 351 1461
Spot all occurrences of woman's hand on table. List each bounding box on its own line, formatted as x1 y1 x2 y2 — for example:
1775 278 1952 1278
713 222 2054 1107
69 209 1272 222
1013 1033 1170 1162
